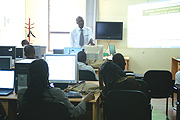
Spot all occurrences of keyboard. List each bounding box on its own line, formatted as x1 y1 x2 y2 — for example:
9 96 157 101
65 91 82 98
0 89 13 96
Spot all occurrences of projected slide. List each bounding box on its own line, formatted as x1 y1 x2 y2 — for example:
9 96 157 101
127 0 180 48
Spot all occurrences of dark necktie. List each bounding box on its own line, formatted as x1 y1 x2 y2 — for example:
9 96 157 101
79 29 84 47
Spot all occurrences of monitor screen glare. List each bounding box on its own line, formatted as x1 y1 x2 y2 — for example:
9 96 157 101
44 54 78 84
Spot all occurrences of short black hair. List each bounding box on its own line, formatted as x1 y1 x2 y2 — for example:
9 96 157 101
77 51 86 63
24 45 35 59
21 39 29 46
112 53 126 70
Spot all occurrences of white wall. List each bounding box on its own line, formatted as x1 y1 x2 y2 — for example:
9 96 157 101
0 0 25 47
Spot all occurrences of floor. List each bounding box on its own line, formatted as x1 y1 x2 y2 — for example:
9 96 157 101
152 93 177 120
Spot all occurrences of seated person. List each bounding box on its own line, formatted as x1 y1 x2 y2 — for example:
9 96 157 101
113 53 135 78
78 51 99 80
99 62 139 97
24 45 35 59
21 39 29 47
175 71 180 89
112 53 126 70
17 59 95 118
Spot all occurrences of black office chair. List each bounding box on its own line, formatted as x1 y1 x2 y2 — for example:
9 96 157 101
176 89 180 120
143 70 174 119
79 70 98 81
136 79 151 102
103 90 151 120
0 101 7 120
18 101 75 120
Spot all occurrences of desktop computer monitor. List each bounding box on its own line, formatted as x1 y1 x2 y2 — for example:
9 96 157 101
109 45 116 55
53 49 64 54
16 47 24 59
0 56 12 70
32 45 47 59
0 46 16 59
44 54 78 84
84 45 103 60
64 47 82 55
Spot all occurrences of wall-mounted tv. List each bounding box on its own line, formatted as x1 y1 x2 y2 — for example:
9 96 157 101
95 21 123 40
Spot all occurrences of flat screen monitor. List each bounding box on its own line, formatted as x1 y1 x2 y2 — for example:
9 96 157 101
109 45 116 55
53 49 64 54
64 47 82 55
84 45 103 60
95 22 123 40
0 46 16 59
44 54 78 84
0 56 12 70
16 48 24 58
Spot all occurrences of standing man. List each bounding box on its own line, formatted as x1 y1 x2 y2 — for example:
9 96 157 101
71 16 95 48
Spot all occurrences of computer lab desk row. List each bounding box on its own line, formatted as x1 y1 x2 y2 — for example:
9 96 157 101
0 81 102 120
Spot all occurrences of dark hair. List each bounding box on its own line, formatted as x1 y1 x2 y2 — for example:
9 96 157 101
112 53 126 70
78 51 86 63
24 45 35 59
99 61 126 87
23 59 50 103
21 39 29 46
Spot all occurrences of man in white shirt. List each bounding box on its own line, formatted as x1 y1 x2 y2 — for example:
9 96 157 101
71 16 95 48
78 51 99 80
175 71 180 89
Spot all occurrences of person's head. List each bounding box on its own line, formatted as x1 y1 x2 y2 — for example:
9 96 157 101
21 39 29 47
76 16 84 29
24 45 35 59
78 51 86 63
99 61 126 88
112 53 126 70
23 59 50 103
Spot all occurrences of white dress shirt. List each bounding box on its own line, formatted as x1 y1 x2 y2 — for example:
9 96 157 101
71 26 94 48
78 62 99 80
175 71 180 89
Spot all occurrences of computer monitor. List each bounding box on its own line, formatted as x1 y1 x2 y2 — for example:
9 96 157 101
32 45 47 59
84 45 103 60
16 48 24 59
0 46 16 59
53 49 64 54
109 45 116 55
0 56 12 70
44 54 78 84
64 47 82 55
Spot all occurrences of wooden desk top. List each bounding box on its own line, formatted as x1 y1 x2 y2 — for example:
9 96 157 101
0 81 100 103
172 57 180 61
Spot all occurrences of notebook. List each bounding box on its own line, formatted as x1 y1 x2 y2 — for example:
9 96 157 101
0 70 14 95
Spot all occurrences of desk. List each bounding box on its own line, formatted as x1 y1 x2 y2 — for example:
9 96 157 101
0 81 101 120
171 57 180 79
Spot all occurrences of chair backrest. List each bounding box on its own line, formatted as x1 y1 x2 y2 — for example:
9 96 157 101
143 70 173 98
18 101 73 120
79 70 97 81
103 90 150 120
136 79 151 102
0 100 7 120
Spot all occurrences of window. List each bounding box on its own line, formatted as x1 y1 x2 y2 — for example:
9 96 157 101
49 0 86 50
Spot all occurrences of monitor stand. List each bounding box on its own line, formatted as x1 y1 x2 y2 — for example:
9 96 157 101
54 83 68 90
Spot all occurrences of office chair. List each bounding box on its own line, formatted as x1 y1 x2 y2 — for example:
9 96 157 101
176 89 180 120
18 101 75 120
103 90 151 120
79 70 98 81
0 101 7 120
143 70 174 119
